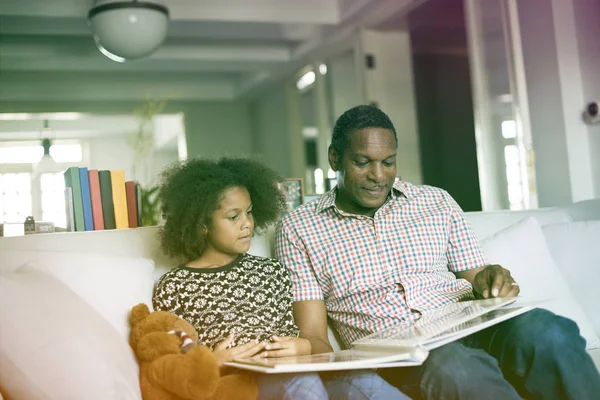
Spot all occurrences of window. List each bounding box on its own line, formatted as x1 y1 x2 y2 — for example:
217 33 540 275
41 172 67 228
0 173 32 223
0 141 85 227
504 144 523 210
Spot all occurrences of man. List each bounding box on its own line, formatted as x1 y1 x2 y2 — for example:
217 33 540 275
276 105 600 399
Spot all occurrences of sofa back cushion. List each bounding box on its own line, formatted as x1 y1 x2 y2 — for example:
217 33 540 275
0 263 142 400
0 227 273 283
465 208 571 240
481 217 599 349
542 220 600 337
1 250 154 339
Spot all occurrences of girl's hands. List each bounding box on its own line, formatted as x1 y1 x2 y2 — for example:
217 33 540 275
257 336 312 358
212 334 266 365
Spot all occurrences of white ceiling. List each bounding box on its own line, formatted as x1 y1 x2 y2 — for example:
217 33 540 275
0 0 421 103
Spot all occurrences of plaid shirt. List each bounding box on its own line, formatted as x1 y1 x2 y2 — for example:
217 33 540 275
275 181 488 348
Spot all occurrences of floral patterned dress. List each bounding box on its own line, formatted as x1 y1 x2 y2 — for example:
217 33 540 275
153 253 300 349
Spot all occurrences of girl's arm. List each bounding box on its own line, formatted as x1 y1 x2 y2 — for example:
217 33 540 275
257 260 312 358
274 261 301 337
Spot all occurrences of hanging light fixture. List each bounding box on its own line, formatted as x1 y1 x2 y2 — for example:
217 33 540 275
33 120 60 175
88 0 170 63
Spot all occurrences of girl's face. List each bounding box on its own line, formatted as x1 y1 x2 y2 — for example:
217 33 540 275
205 186 254 257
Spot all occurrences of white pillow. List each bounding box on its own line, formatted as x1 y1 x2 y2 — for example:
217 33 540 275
0 250 154 339
481 217 600 349
0 263 142 400
542 220 600 338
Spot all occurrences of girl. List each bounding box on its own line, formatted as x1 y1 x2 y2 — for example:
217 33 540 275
153 157 407 400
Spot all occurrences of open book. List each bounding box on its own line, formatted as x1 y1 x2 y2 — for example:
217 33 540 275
225 297 535 373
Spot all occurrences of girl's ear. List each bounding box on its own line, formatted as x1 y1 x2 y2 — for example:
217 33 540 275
197 223 208 236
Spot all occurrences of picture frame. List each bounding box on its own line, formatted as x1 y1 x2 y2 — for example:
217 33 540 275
279 178 305 213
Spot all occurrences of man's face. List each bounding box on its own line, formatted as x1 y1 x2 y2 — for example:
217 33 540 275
329 127 397 217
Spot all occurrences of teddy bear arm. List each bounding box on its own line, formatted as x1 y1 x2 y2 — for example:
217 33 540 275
137 332 182 362
147 347 221 400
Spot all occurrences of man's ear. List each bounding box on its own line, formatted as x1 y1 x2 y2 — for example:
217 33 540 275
328 146 340 171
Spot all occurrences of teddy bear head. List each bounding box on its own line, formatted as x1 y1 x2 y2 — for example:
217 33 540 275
129 303 199 361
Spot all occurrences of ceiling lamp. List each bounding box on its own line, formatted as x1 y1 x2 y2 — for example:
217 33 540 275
33 121 61 175
88 0 170 63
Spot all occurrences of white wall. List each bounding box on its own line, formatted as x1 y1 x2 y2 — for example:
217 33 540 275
551 0 595 202
251 84 293 177
87 136 135 181
250 82 305 178
183 101 254 160
358 30 422 185
573 0 600 198
328 49 364 122
518 0 599 206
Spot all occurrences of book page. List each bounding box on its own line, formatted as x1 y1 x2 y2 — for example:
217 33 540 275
352 298 521 349
422 306 533 350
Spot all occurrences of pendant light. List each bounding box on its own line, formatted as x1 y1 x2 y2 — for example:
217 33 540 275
88 0 170 62
33 120 60 175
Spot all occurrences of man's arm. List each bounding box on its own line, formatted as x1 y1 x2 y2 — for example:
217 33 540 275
292 300 333 354
455 265 520 298
454 266 484 284
443 191 519 298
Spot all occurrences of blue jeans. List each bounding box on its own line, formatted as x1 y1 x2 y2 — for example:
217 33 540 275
379 309 600 399
255 370 409 400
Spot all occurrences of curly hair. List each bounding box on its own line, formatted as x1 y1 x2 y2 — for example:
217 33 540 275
331 105 397 160
157 157 287 262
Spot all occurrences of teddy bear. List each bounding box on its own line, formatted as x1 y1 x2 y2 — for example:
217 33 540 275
129 303 258 400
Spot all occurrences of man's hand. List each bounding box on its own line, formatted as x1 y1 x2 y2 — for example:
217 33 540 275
212 334 266 365
472 264 520 299
257 336 311 358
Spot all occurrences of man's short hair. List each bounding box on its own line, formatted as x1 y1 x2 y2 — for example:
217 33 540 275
330 105 397 159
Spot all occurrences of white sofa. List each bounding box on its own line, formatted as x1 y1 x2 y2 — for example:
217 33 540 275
1 203 599 399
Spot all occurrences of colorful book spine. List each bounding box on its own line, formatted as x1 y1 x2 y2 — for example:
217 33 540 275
135 182 143 227
78 167 94 231
64 186 75 232
110 170 129 229
63 167 85 231
88 169 105 230
98 170 116 230
125 181 138 228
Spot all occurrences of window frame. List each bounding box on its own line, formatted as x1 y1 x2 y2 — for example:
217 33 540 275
0 140 89 225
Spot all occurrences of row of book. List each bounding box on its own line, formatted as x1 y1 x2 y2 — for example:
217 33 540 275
64 167 142 231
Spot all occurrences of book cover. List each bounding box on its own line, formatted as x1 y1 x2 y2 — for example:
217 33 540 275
110 170 129 229
226 298 534 374
87 169 104 230
98 170 116 230
227 347 427 374
63 167 85 231
135 182 142 227
64 186 75 232
78 167 94 231
125 181 138 228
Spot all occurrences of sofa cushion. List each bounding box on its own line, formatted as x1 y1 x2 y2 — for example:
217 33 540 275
480 217 600 349
542 220 600 338
465 208 571 241
563 199 600 221
0 263 142 400
1 250 154 339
